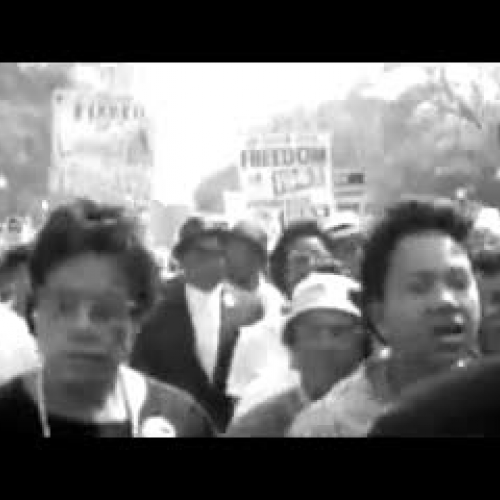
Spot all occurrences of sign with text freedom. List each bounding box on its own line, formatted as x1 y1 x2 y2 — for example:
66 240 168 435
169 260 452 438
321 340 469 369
239 133 334 224
50 89 154 210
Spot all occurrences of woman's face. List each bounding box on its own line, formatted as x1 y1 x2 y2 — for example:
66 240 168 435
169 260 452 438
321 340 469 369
34 253 139 390
284 236 332 297
372 232 480 374
290 309 366 400
329 235 364 278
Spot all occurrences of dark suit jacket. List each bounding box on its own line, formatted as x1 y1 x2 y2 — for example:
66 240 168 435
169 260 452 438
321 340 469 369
369 359 500 437
130 276 263 432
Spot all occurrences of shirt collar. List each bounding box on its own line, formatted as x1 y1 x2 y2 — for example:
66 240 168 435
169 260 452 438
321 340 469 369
186 282 223 300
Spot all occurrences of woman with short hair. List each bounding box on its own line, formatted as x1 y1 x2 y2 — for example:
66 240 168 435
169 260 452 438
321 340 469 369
269 220 345 299
0 199 215 437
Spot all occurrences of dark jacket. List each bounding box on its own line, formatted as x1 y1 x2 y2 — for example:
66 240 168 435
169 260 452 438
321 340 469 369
0 366 215 437
369 359 500 437
130 276 263 432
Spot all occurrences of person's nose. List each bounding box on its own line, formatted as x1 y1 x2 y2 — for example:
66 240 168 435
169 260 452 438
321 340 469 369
431 282 460 311
69 305 111 348
73 303 94 329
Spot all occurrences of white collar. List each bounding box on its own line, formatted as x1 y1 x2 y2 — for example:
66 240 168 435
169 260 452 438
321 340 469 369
186 282 223 300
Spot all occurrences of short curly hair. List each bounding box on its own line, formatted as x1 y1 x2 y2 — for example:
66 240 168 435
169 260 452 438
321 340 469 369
29 198 159 318
473 245 500 277
361 198 474 337
269 220 338 296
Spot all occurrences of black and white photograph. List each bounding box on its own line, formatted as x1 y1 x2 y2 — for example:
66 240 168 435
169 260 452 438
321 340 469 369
0 62 498 437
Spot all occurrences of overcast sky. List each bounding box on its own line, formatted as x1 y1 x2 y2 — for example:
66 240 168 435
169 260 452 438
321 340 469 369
131 63 385 206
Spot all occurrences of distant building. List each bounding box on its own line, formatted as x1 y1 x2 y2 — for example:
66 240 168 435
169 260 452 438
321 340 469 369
332 167 371 217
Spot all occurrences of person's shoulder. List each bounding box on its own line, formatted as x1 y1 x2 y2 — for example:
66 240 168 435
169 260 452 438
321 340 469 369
370 359 500 437
144 377 216 437
288 394 337 437
321 362 370 407
222 282 264 328
233 367 300 419
226 387 302 437
146 377 197 406
288 364 370 437
241 386 302 418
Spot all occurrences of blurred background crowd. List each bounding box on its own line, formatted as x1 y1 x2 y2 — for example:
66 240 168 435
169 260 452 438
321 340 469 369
0 63 500 436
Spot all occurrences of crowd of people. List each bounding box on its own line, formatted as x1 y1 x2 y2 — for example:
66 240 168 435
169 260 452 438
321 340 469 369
0 194 500 437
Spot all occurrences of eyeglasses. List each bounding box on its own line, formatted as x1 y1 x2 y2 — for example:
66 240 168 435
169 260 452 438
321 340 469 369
37 288 137 325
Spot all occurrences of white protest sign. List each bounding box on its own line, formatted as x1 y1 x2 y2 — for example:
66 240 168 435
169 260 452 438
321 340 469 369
50 89 154 210
238 132 333 226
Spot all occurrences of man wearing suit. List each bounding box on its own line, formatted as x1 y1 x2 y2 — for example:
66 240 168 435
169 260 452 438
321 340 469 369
130 216 263 432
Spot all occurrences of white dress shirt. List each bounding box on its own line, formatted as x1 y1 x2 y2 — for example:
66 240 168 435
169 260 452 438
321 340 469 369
185 283 223 382
228 275 292 401
0 304 40 384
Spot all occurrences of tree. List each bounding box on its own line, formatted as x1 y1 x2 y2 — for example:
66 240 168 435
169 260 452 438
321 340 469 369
195 64 500 215
0 63 73 219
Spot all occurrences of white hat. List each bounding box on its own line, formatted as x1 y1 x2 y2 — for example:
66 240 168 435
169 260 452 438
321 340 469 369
283 273 361 341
